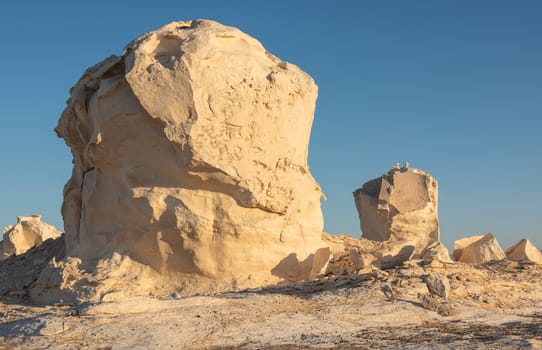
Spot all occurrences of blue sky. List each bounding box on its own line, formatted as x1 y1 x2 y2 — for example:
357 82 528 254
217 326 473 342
0 1 541 250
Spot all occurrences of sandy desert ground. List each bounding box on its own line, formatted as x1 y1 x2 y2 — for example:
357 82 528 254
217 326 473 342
1 259 540 349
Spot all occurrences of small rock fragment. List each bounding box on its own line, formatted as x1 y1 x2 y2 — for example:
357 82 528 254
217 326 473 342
422 242 454 264
423 272 450 299
417 293 454 316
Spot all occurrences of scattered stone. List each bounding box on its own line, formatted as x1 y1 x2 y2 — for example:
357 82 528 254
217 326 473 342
353 166 439 254
423 272 450 299
421 242 454 264
417 293 455 316
321 234 416 273
453 233 506 264
505 239 542 264
2 215 62 257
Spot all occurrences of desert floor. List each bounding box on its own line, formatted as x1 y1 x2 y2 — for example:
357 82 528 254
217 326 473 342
1 260 541 349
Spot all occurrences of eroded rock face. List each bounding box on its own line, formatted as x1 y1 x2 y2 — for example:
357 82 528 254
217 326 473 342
453 233 506 264
353 165 439 254
2 216 62 257
54 20 326 295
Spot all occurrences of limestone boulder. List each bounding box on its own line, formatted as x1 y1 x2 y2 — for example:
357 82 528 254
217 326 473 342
421 242 454 264
53 20 327 297
453 233 506 264
505 239 542 264
2 215 62 257
353 165 439 254
452 234 484 261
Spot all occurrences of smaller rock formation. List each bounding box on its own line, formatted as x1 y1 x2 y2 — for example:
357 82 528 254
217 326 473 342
453 233 506 264
452 234 484 261
421 242 454 264
505 239 542 264
0 235 65 299
320 233 416 275
353 165 439 254
2 216 62 257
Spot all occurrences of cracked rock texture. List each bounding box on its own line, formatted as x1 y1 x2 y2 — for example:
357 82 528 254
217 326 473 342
54 20 327 297
2 216 62 258
353 166 439 254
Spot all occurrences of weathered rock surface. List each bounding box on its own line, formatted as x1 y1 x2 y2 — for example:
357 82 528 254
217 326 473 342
1 216 62 257
53 19 327 298
0 235 65 299
320 233 416 274
453 233 506 264
505 239 542 264
421 242 454 264
353 165 439 254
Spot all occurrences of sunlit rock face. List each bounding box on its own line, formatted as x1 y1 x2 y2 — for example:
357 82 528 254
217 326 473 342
453 233 506 264
2 215 62 257
505 238 542 264
353 165 440 254
55 20 327 293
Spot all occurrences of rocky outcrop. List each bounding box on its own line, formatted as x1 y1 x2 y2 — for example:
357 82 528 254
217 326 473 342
0 235 65 299
505 239 542 264
320 233 416 275
2 215 62 257
421 242 454 264
353 164 439 254
453 233 506 264
53 19 327 298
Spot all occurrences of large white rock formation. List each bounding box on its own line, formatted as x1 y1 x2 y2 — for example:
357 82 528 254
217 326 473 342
53 20 327 295
353 165 439 254
2 215 62 257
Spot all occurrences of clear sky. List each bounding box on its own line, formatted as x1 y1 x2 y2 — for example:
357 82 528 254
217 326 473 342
0 1 541 250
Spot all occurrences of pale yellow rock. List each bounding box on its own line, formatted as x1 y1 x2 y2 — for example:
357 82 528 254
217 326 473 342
422 242 454 264
370 239 416 269
320 233 416 272
452 234 484 261
505 239 542 264
353 166 439 254
2 215 62 257
53 19 327 298
454 233 506 264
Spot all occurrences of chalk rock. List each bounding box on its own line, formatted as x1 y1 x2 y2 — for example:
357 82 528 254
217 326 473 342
54 20 326 296
422 242 454 264
353 166 439 254
2 215 62 257
452 234 484 261
370 239 416 269
453 233 506 264
505 239 542 264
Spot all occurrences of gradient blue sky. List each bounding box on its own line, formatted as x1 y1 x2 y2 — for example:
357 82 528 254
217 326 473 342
0 1 541 250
